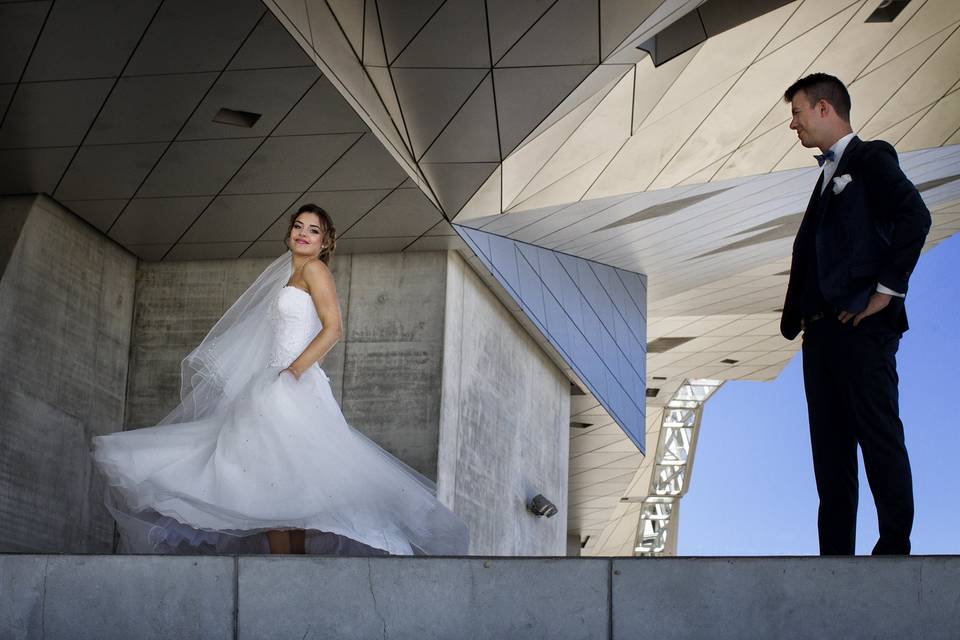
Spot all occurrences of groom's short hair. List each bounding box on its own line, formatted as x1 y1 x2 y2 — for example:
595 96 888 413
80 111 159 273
784 73 851 122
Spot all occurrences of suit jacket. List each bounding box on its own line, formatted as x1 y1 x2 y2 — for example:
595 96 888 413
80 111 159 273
780 136 931 340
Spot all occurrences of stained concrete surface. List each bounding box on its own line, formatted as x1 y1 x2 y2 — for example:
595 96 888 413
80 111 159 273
439 252 570 556
2 555 957 640
0 196 136 553
1 555 234 640
612 556 960 640
340 252 447 480
124 255 350 426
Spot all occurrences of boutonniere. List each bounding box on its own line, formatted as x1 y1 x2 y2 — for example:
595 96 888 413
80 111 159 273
832 174 853 195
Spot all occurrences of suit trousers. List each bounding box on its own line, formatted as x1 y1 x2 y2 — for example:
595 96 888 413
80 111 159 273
801 305 913 555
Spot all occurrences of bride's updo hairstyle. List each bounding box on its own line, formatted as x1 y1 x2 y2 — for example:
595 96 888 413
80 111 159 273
286 203 337 264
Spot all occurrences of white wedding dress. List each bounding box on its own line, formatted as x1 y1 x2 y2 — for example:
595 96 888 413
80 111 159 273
93 279 468 556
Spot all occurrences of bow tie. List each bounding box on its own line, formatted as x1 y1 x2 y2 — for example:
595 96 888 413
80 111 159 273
814 149 835 166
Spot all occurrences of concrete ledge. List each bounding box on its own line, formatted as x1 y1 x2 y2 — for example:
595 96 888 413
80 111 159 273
1 555 958 640
1 555 235 640
613 557 959 640
238 557 608 640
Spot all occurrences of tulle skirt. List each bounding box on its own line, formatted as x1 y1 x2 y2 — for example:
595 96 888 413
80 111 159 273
92 365 469 555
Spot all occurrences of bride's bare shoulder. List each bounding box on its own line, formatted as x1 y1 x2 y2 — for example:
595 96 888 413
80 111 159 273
302 259 335 290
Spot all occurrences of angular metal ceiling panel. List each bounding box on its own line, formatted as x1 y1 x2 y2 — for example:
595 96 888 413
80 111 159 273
493 64 595 156
497 0 599 67
393 0 490 68
124 0 263 76
87 73 218 145
421 73 500 163
24 0 159 81
391 67 488 158
0 2 50 84
0 78 113 148
456 224 647 451
223 133 362 195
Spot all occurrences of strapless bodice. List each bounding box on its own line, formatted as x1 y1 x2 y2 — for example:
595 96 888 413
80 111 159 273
268 287 322 367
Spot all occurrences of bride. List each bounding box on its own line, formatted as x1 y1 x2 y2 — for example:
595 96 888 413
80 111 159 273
92 204 469 556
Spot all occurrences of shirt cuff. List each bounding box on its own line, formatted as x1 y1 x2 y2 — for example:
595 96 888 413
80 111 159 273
877 283 905 297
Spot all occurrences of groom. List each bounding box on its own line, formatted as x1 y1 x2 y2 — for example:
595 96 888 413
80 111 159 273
780 73 931 555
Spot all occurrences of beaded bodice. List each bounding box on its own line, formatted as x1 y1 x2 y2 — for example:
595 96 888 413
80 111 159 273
268 287 322 367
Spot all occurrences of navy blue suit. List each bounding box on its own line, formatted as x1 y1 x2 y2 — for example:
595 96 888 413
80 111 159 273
781 136 931 555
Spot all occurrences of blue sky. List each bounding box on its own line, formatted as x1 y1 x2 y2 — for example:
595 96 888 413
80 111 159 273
679 233 960 556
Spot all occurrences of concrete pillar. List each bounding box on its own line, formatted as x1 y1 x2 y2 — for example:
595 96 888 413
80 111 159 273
0 195 136 552
439 251 570 555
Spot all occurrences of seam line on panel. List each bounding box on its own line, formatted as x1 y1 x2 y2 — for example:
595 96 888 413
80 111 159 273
49 1 167 197
239 131 366 256
643 0 802 191
608 559 613 640
385 0 449 67
233 555 239 640
0 0 55 131
503 65 631 211
163 76 321 258
102 10 270 236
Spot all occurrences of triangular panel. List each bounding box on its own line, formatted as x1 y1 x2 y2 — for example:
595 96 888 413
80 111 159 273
327 0 364 58
600 0 661 59
493 64 595 156
454 225 647 451
377 0 445 63
422 161 500 217
394 0 490 68
362 0 387 66
486 0 556 64
392 67 489 158
497 0 599 67
421 73 500 163
366 66 412 151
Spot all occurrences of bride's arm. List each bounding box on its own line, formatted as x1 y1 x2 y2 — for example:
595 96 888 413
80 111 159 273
285 259 343 379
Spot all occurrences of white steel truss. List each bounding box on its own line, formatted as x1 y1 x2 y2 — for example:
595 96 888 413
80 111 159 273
635 378 721 556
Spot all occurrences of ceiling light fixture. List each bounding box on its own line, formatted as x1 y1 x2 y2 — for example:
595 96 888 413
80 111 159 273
647 337 695 353
212 108 261 128
866 0 911 23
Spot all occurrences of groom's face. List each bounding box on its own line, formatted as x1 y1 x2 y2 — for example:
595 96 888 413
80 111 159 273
789 90 823 149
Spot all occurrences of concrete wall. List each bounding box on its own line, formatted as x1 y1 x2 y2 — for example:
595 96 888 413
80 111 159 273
340 252 447 480
124 252 442 479
3 555 958 640
124 256 350 426
124 250 570 554
439 252 570 556
1 223 570 555
0 195 136 553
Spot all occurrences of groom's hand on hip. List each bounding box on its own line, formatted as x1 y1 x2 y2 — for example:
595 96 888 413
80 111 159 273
840 292 892 326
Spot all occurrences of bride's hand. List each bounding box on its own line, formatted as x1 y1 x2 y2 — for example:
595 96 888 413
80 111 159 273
282 367 300 380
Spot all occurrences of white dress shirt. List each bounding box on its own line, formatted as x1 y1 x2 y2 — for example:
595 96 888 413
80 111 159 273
819 132 904 298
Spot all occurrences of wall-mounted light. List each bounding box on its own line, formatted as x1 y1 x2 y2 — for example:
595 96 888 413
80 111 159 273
528 494 558 518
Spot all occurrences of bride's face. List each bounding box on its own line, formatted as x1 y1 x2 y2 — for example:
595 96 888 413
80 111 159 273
289 213 325 257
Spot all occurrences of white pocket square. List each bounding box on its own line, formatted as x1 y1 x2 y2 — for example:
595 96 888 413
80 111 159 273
832 174 853 195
